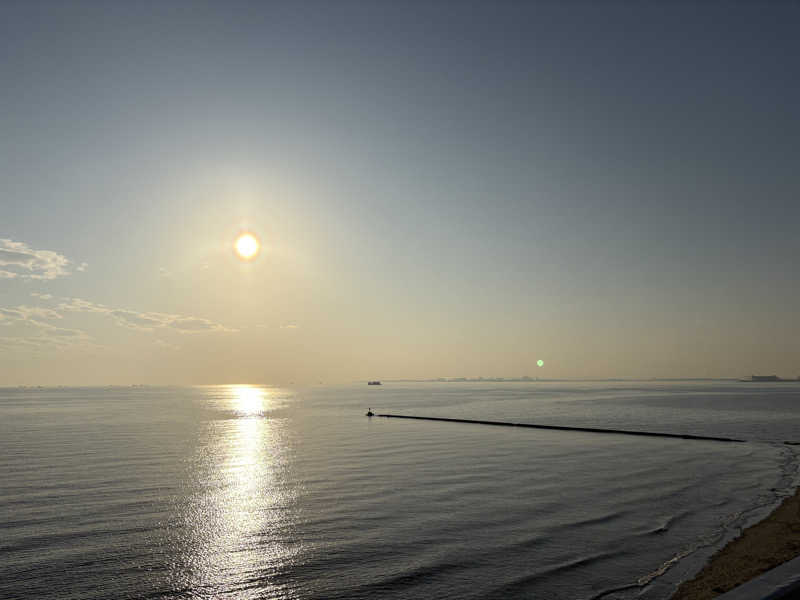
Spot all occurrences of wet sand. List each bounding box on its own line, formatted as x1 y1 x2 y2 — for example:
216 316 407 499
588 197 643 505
672 487 800 599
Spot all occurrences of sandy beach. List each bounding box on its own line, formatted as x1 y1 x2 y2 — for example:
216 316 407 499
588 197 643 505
672 487 800 599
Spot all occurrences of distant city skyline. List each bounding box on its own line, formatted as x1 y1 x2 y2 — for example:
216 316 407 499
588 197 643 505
1 1 798 384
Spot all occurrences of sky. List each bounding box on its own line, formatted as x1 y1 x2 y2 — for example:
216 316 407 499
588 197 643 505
1 1 798 385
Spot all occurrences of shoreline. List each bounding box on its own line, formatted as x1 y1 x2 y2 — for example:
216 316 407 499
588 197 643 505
671 486 800 599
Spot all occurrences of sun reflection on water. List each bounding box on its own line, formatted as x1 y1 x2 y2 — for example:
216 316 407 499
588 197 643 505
177 385 299 598
233 385 266 416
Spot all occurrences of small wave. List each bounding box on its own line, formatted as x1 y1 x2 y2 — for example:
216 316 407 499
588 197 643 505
594 443 800 599
586 545 701 600
1 524 156 553
516 511 628 543
349 560 480 595
489 550 624 596
638 511 690 537
569 511 628 529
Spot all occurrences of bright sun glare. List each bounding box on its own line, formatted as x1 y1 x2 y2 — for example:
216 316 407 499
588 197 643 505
234 232 260 261
233 385 265 415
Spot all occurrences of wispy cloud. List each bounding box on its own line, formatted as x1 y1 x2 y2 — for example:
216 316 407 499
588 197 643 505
0 336 72 350
26 319 86 338
280 323 299 329
0 305 62 321
0 239 80 280
155 339 181 351
57 297 236 333
0 330 92 351
0 305 90 351
0 292 232 355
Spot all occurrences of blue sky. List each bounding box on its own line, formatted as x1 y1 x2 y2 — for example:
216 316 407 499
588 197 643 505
1 1 798 384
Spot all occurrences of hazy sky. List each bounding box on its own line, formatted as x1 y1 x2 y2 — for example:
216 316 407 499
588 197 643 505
1 1 798 384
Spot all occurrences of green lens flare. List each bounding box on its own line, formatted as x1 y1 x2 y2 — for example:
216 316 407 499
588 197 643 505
537 359 544 367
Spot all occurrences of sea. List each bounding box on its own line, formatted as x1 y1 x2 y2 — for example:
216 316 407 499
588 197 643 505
2 381 800 600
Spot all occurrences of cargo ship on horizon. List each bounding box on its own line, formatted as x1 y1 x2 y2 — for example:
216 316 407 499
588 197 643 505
739 375 800 382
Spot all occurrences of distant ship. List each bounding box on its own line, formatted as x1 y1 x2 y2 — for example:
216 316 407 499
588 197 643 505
367 381 382 386
739 375 800 382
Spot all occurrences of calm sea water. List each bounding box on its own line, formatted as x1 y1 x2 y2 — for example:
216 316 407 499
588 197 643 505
2 381 800 599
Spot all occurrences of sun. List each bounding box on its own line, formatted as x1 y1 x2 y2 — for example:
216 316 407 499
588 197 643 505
234 232 260 261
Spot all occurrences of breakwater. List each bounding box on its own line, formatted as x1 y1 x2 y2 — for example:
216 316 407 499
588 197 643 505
374 414 747 443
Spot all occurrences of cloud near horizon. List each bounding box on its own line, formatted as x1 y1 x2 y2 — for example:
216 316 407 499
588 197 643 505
0 304 91 351
0 291 233 353
154 339 180 351
0 239 83 280
56 297 236 334
0 305 63 321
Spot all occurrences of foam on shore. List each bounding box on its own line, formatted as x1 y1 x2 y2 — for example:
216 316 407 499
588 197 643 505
672 486 800 599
